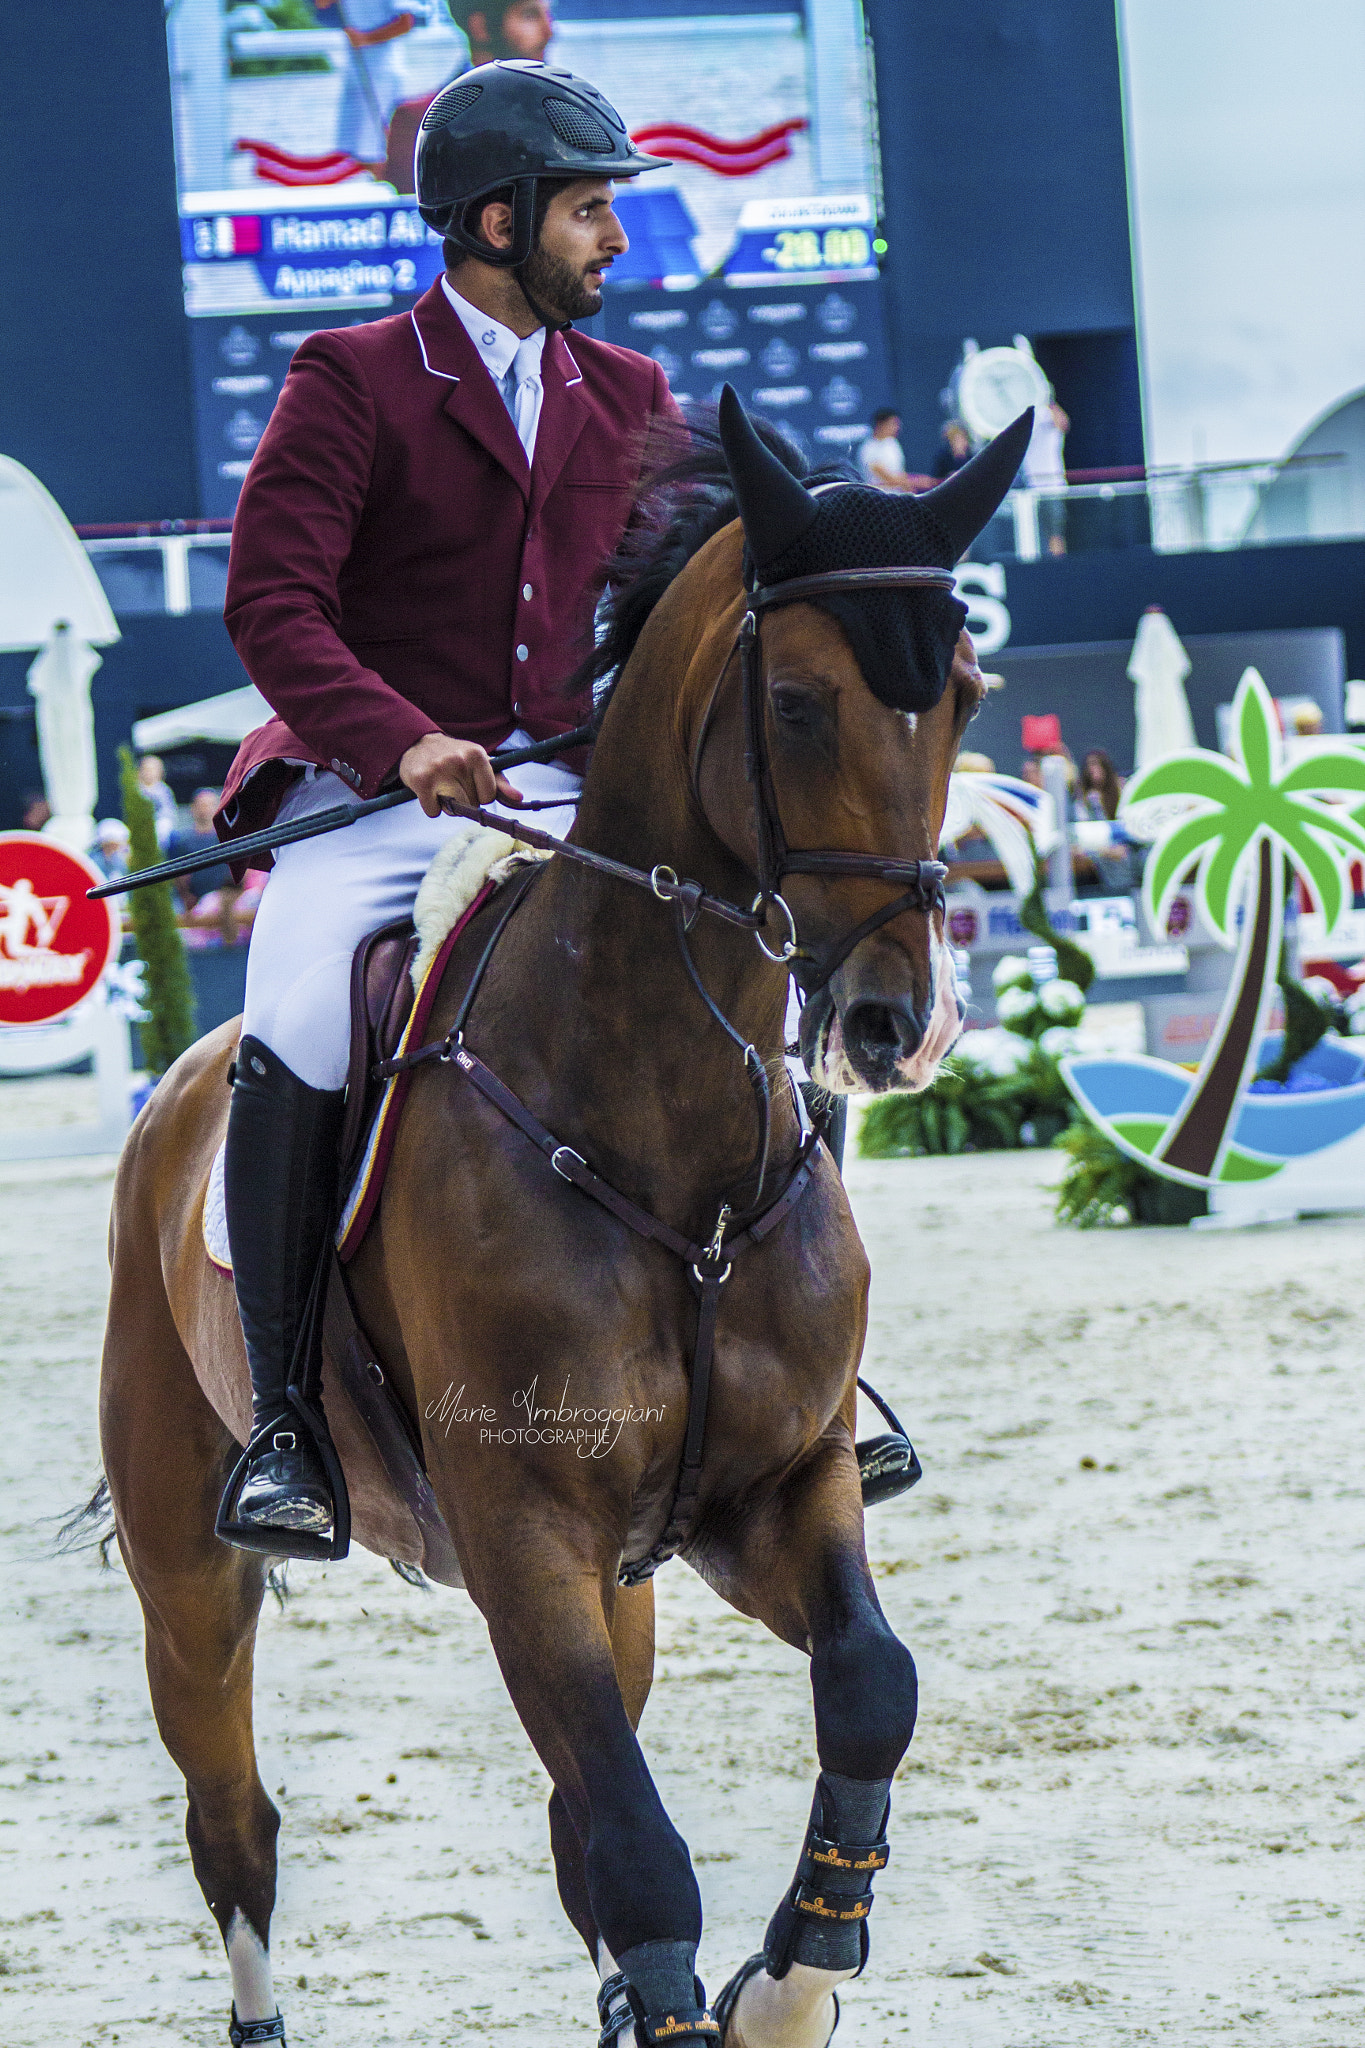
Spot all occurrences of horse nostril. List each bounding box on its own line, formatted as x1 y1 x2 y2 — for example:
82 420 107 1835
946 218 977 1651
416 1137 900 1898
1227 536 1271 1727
843 999 924 1076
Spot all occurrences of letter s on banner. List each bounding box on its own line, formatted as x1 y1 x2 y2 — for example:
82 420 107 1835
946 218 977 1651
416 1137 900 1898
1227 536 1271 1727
953 562 1010 655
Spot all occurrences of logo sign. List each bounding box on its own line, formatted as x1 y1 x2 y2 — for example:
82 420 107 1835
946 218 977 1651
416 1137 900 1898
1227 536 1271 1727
0 835 119 1026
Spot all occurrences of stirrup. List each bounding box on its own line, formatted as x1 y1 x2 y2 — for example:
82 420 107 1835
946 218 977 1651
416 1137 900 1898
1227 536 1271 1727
855 1377 922 1507
216 1405 350 1563
228 2007 286 2045
712 1955 839 2046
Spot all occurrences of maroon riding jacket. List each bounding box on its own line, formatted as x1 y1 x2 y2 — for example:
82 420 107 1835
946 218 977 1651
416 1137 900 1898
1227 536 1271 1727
216 278 677 843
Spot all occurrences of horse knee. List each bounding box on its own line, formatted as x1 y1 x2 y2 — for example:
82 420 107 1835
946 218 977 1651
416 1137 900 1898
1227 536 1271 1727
811 1620 917 1779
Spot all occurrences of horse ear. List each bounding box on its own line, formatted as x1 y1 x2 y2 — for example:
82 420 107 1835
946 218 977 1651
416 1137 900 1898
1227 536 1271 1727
917 409 1034 562
718 383 818 572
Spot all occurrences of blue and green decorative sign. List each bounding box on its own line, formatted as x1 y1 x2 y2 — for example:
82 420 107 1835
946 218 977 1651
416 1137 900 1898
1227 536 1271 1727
1062 668 1365 1201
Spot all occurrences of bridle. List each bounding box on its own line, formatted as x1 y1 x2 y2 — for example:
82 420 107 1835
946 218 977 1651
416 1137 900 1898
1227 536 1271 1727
733 564 955 994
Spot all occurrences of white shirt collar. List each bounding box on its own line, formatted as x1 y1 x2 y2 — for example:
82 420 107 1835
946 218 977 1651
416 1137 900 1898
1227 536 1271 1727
442 278 545 383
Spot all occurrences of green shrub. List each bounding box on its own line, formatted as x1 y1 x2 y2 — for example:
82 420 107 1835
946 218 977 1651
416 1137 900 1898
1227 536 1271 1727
858 1045 1074 1159
1053 1120 1208 1228
120 746 197 1074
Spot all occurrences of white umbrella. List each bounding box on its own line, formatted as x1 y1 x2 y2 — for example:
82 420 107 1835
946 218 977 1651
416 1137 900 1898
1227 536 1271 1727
132 684 272 751
1124 607 1200 844
1129 605 1196 769
27 622 101 851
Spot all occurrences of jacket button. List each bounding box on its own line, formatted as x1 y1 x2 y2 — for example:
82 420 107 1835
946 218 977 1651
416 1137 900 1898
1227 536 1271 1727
330 758 341 771
513 701 523 717
522 582 533 601
516 643 529 662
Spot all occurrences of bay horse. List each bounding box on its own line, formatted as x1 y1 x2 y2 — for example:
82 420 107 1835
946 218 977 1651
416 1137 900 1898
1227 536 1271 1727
98 391 1028 2047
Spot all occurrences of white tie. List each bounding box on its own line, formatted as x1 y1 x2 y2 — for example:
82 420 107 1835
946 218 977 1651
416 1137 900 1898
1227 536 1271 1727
504 337 542 461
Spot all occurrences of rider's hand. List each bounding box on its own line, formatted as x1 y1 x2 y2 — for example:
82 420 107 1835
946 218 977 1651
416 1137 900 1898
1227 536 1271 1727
398 734 523 819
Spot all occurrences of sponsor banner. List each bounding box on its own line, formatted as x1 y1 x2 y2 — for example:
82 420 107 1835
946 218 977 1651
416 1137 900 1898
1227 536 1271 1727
0 835 119 1027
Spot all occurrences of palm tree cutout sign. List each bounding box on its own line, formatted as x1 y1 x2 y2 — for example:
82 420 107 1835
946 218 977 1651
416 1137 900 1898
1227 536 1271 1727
1062 667 1365 1191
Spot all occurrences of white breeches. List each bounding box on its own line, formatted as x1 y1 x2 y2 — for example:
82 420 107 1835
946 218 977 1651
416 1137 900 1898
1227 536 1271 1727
241 739 582 1090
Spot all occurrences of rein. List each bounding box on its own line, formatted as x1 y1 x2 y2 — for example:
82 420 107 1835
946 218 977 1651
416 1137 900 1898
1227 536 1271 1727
382 559 953 1581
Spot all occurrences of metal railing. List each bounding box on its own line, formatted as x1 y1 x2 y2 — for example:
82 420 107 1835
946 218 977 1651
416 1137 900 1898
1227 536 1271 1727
76 449 1360 616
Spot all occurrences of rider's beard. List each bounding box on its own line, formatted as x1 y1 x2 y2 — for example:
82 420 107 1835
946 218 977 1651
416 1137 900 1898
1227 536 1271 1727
520 242 609 324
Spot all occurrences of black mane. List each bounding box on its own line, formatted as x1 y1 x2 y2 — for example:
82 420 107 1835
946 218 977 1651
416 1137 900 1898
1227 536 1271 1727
572 406 835 720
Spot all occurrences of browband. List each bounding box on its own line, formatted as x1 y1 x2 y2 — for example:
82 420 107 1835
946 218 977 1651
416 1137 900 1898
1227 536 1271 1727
750 566 958 609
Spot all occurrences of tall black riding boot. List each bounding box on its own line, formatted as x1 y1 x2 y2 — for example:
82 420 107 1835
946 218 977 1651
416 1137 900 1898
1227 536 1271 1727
216 1036 346 1558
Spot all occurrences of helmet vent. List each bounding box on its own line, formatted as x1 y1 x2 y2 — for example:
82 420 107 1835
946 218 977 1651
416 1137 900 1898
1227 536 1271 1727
422 82 484 133
543 97 615 154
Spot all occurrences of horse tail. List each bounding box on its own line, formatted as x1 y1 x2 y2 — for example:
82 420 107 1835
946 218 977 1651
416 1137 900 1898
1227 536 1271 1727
53 1474 120 1568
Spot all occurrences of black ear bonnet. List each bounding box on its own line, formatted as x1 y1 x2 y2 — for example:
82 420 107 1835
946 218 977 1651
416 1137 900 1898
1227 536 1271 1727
717 387 1033 715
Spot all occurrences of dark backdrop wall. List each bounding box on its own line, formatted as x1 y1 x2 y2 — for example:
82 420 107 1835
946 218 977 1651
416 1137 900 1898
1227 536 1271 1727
864 0 1143 477
0 2 197 523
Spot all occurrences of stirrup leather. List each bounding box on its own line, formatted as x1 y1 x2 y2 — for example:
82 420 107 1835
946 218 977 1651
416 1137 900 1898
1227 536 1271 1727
228 2007 286 2045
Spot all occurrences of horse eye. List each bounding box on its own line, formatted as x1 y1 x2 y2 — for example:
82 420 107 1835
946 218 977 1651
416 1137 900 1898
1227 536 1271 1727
772 688 819 730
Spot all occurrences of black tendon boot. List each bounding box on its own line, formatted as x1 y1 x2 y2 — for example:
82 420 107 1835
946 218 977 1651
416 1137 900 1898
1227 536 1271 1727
215 1037 348 1560
603 1941 719 2044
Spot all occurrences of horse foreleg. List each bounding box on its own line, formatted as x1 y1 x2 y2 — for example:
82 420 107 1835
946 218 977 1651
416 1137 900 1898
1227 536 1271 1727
101 1221 281 2034
548 1578 657 1961
710 1440 917 2048
466 1531 707 2040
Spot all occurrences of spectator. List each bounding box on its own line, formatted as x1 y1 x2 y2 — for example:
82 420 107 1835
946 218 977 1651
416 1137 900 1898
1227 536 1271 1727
382 1 555 190
314 0 419 168
20 792 50 832
1075 748 1134 891
90 818 130 885
932 420 972 479
169 788 234 910
137 754 178 848
857 409 914 493
448 0 554 63
1077 748 1123 821
1022 395 1070 555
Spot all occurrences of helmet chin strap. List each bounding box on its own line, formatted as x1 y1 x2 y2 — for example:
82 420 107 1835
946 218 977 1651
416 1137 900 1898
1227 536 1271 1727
513 260 572 336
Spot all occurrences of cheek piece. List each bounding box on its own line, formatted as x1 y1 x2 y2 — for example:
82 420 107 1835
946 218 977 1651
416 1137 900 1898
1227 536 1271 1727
762 1772 892 1978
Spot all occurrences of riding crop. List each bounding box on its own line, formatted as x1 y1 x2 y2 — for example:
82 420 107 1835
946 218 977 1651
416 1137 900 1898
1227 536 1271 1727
85 723 597 901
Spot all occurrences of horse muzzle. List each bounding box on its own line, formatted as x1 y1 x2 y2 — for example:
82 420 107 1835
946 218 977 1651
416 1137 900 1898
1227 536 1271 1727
799 942 964 1096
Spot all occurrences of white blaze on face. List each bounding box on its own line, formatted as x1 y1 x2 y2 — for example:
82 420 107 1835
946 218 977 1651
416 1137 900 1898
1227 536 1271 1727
897 928 962 1091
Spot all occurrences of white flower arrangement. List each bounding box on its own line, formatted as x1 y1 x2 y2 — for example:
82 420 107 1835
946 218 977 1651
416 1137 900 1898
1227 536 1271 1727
992 954 1033 993
995 984 1039 1028
1039 978 1086 1023
1039 1025 1082 1059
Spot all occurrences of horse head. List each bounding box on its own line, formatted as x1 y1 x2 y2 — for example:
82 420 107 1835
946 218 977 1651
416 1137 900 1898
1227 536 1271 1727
713 386 1030 1096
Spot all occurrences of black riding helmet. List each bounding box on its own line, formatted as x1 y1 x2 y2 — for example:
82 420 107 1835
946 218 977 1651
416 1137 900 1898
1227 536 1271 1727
416 59 670 268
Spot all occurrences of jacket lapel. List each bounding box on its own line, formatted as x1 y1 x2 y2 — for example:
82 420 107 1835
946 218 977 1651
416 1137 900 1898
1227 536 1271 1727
530 332 590 513
409 281 530 500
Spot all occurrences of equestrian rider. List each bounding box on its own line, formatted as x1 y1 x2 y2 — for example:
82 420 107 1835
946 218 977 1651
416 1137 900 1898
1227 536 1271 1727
213 62 675 1552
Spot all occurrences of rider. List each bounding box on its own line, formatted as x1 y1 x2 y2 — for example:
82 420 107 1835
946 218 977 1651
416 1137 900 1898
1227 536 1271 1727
213 61 674 1554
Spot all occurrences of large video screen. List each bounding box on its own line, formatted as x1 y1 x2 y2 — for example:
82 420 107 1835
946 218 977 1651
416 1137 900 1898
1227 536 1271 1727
165 0 892 514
